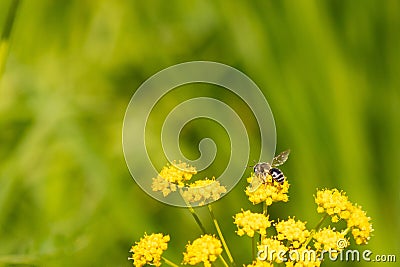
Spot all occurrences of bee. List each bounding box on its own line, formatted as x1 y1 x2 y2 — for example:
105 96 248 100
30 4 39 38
247 149 290 192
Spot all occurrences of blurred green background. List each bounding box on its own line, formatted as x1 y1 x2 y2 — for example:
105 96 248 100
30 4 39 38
0 0 399 266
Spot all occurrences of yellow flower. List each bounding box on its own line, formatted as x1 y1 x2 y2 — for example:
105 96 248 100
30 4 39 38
181 178 226 206
275 218 310 248
246 260 274 267
258 238 288 263
285 247 321 267
313 227 349 252
128 233 170 267
234 210 271 237
151 175 177 197
315 188 373 244
347 204 373 245
152 161 197 196
314 188 351 222
183 235 222 267
246 174 289 205
160 161 196 186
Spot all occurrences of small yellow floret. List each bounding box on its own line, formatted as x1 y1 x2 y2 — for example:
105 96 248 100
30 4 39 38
313 227 349 252
234 210 271 237
275 218 310 248
183 235 222 267
128 233 170 267
151 175 177 197
152 161 196 196
160 161 196 186
314 188 351 222
347 204 373 245
181 178 226 206
246 174 289 205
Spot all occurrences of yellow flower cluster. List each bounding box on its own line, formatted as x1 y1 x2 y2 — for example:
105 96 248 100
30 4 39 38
130 155 374 267
313 227 348 251
151 175 177 197
315 189 351 222
258 238 288 263
246 175 289 205
347 204 373 245
160 161 196 185
181 178 227 206
152 161 197 196
315 188 373 244
128 233 170 267
234 210 271 237
183 235 222 267
275 218 310 248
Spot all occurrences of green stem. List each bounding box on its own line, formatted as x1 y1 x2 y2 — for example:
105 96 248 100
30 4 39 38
261 201 268 243
252 235 256 260
341 227 351 236
0 0 21 80
263 201 267 215
219 254 229 267
302 213 329 248
180 189 207 234
188 205 207 234
314 213 329 230
207 204 235 267
162 257 180 267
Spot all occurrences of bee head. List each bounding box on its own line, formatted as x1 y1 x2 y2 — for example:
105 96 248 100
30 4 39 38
253 162 271 175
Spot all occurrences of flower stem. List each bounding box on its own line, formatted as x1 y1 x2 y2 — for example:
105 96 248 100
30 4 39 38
219 254 229 267
314 213 329 230
162 257 180 267
188 205 207 234
262 201 268 215
207 204 236 267
180 189 207 234
302 213 329 248
252 235 256 260
261 201 268 243
341 227 351 236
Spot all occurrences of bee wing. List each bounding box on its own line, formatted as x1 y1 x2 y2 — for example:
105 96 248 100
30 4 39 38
247 175 263 193
272 149 290 166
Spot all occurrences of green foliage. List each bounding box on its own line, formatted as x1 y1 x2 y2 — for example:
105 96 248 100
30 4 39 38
0 0 399 266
